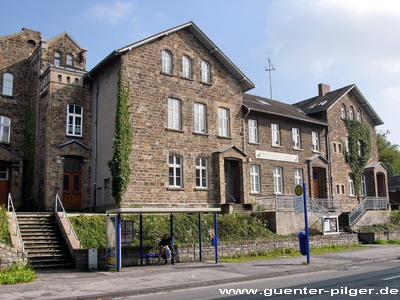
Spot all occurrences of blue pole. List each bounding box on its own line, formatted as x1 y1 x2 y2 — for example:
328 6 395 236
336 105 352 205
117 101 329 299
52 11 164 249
116 214 121 271
303 183 310 264
139 214 143 266
214 212 218 264
198 213 202 262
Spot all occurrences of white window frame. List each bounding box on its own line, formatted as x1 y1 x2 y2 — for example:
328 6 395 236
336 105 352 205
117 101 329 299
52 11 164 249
349 106 354 120
357 108 362 122
194 103 207 133
162 50 172 74
361 174 367 197
341 104 346 119
349 175 355 196
292 127 301 149
2 73 13 96
201 60 210 83
248 119 258 143
66 104 83 137
250 165 260 193
294 169 303 185
54 52 61 66
271 123 280 146
0 166 8 180
0 116 11 144
169 155 182 188
218 107 230 137
182 56 192 78
195 158 208 188
66 54 73 66
312 131 320 152
167 98 182 130
273 167 283 194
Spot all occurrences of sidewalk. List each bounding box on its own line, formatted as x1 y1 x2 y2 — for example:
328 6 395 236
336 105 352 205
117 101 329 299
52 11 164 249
1 244 399 300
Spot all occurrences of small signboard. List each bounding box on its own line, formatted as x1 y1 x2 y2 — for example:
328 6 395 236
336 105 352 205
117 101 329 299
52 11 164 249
294 184 304 214
323 216 339 235
121 220 133 244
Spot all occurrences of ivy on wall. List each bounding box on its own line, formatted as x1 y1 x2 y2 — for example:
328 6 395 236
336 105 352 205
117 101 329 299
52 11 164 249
108 73 133 207
22 106 36 202
344 119 371 199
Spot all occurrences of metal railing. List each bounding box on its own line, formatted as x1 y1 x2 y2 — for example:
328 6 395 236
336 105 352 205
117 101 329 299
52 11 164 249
7 193 24 252
55 194 80 245
349 196 388 227
307 196 331 218
313 198 341 212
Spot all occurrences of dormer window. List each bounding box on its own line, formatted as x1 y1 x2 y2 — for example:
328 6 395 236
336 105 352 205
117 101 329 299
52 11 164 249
161 50 172 74
54 52 61 66
182 55 192 78
66 54 73 66
201 60 210 83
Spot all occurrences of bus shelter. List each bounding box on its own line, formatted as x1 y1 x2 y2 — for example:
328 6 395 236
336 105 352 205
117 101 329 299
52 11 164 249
105 207 221 271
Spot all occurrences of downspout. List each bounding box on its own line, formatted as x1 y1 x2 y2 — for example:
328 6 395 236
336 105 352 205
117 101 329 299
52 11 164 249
326 124 334 200
242 104 251 154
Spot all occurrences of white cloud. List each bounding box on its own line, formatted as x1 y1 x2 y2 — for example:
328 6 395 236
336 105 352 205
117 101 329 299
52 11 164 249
88 1 137 24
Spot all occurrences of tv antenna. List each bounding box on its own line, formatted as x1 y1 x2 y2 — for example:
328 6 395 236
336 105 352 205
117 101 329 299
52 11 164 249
265 52 275 99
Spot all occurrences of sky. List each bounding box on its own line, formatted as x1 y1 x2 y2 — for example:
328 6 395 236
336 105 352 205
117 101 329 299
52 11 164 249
2 0 400 144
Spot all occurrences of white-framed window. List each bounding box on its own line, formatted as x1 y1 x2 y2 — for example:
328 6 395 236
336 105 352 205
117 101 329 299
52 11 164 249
54 52 61 66
167 98 181 130
273 167 283 194
250 165 260 193
182 55 192 78
218 107 230 137
0 116 11 144
361 174 367 197
169 155 182 187
195 157 208 188
2 73 13 96
66 54 73 66
66 104 83 137
292 127 301 149
162 50 172 74
271 123 280 146
349 106 354 120
349 175 355 196
312 131 320 152
357 108 362 122
194 103 207 133
0 165 8 180
344 137 349 151
248 119 258 143
357 140 362 156
294 169 303 185
341 104 346 119
201 60 210 83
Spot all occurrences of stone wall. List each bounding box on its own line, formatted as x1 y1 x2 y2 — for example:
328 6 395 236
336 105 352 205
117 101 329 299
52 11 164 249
353 210 390 229
73 234 358 270
0 242 27 268
358 231 400 244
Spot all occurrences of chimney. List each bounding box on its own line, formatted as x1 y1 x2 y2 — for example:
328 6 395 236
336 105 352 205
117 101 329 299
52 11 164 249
318 83 330 97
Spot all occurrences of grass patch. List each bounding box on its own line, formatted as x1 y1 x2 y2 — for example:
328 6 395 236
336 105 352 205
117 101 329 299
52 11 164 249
0 264 36 285
358 210 400 233
375 239 400 245
0 205 11 246
220 244 368 263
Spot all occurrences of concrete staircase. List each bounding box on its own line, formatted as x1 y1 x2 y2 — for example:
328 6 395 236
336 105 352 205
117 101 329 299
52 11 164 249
17 212 74 268
233 204 253 214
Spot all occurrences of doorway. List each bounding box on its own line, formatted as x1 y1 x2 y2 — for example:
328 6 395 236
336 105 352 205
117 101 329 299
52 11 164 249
376 173 387 197
63 156 82 208
224 159 242 203
0 164 9 205
312 167 327 199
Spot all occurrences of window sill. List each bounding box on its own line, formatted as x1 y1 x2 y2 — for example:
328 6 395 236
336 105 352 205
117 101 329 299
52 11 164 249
200 81 212 86
248 142 260 145
218 135 232 140
181 76 194 81
250 192 261 195
166 128 184 133
272 144 282 148
66 134 83 138
194 188 210 191
167 187 185 191
193 132 209 136
312 150 322 154
1 94 14 99
292 147 303 151
160 71 175 77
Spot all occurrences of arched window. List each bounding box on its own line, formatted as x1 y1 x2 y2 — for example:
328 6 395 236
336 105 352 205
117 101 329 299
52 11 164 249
0 116 11 144
340 104 346 119
357 108 362 122
2 73 13 96
161 50 172 74
349 106 354 120
201 60 210 83
54 52 61 66
182 55 192 78
66 54 73 66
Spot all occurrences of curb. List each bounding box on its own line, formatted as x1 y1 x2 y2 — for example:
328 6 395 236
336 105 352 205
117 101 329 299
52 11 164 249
57 255 400 300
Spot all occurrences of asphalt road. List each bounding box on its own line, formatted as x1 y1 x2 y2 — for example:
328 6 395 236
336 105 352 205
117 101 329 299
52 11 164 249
123 260 400 299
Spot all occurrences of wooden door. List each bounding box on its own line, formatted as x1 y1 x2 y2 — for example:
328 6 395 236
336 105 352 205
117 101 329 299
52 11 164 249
313 170 320 198
63 157 82 208
0 166 9 205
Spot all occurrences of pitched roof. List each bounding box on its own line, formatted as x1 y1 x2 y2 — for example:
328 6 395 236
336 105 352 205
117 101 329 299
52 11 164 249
294 84 383 126
89 21 255 92
243 94 328 126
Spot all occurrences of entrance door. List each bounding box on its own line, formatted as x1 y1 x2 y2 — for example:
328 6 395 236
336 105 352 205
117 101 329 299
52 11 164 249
377 173 386 197
0 165 9 205
224 159 242 203
63 157 82 208
312 168 327 199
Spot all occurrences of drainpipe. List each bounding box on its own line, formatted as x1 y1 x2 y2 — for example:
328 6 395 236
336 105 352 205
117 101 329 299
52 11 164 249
325 124 334 200
242 104 251 154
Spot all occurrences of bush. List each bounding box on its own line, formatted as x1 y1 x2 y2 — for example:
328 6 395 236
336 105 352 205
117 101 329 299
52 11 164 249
0 205 11 246
391 210 400 224
0 264 36 285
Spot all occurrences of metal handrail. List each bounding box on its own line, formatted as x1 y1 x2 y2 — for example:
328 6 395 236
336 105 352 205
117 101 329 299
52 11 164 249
349 196 388 227
55 194 80 244
307 196 331 218
7 193 24 252
225 189 238 204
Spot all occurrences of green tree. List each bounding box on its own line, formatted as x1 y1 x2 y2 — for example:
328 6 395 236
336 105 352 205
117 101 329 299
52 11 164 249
377 130 400 178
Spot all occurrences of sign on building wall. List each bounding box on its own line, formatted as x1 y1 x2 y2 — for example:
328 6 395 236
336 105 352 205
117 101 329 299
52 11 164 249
255 150 299 163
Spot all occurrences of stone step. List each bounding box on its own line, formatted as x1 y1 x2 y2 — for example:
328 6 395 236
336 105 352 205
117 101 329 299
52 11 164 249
28 252 70 258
